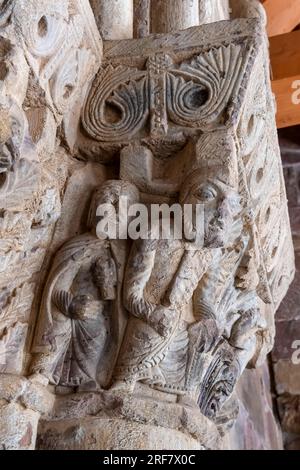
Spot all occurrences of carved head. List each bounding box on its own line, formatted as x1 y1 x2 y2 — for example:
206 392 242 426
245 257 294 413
180 131 241 248
87 179 139 236
180 169 241 248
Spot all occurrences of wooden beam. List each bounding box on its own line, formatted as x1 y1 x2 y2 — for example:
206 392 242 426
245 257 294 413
272 76 300 128
270 29 300 80
270 30 300 128
261 0 300 37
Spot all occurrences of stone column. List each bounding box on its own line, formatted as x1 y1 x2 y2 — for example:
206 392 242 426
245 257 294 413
199 0 230 24
133 0 150 38
150 0 230 33
150 0 200 33
90 0 134 39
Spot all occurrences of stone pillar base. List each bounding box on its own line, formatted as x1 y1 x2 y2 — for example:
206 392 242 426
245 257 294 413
0 401 39 450
0 375 54 450
37 418 206 450
36 388 222 450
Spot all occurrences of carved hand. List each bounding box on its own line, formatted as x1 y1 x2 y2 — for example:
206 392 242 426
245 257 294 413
52 290 102 320
70 295 103 320
148 305 178 338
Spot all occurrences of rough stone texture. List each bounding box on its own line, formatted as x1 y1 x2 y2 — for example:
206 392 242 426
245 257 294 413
0 0 102 379
228 364 283 450
274 361 300 396
0 0 294 451
278 395 300 435
270 126 300 450
0 374 54 450
273 318 300 361
37 387 222 450
275 250 300 322
38 419 206 450
0 402 39 450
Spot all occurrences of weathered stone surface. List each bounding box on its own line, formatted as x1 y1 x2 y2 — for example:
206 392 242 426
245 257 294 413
275 251 300 322
38 419 206 451
278 395 300 435
228 364 283 450
271 127 300 450
37 388 222 450
286 439 300 451
283 165 300 208
272 320 300 361
90 0 134 40
0 374 55 450
0 0 102 379
274 360 300 396
0 401 39 450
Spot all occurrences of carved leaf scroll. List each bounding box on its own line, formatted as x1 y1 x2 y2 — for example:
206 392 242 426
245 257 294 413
167 44 248 127
0 159 39 211
0 282 34 330
82 65 149 143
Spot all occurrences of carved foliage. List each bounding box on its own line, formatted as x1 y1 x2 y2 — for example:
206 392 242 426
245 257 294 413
13 0 101 115
0 283 34 373
237 51 295 310
82 65 149 142
81 27 260 151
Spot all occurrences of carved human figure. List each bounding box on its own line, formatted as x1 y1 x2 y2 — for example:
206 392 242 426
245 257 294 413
185 221 267 417
30 180 138 389
112 149 241 395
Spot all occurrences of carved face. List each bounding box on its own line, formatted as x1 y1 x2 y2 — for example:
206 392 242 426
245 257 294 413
180 174 241 248
89 180 139 237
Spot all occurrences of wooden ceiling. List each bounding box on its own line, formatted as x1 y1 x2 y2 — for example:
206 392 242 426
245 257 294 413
262 0 300 128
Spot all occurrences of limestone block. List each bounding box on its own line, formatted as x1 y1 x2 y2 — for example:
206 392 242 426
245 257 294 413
38 419 205 450
275 250 300 322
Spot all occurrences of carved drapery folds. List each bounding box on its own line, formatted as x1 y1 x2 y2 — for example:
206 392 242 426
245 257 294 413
0 0 295 451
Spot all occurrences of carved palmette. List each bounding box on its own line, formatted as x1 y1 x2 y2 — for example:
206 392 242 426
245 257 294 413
80 24 260 153
82 65 149 142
